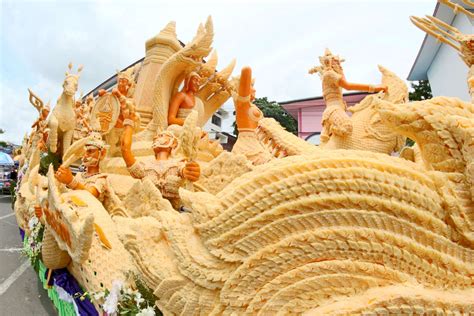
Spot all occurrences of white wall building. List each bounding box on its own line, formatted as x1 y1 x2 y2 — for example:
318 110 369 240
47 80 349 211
203 108 230 144
408 1 473 101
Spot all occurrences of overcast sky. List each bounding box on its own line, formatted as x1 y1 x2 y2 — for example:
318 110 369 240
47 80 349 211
0 0 434 144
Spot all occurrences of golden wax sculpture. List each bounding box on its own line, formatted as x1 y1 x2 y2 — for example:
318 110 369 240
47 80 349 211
48 63 83 157
14 12 474 316
309 49 406 155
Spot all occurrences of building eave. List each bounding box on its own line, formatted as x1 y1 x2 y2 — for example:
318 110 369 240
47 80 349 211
279 91 369 105
407 1 469 81
280 92 371 120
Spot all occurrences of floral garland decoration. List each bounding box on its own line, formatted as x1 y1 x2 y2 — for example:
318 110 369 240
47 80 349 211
22 216 45 266
78 276 161 316
12 162 28 208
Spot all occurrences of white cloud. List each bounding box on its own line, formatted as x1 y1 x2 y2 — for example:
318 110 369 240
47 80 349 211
0 73 61 143
1 0 434 143
0 80 37 143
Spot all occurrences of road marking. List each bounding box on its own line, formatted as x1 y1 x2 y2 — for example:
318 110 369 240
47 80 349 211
0 213 14 221
0 260 30 296
1 220 17 228
0 248 22 253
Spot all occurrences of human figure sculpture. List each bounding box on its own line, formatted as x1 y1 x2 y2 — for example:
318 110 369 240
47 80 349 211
121 108 200 208
74 98 82 117
73 98 91 139
31 104 50 132
99 67 137 126
48 63 83 156
232 67 273 165
81 108 92 137
309 49 387 145
54 132 108 202
168 72 205 126
28 89 50 152
84 94 94 116
32 104 50 152
98 68 138 156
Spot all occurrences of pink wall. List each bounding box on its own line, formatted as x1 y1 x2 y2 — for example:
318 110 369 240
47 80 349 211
299 106 324 139
281 92 370 141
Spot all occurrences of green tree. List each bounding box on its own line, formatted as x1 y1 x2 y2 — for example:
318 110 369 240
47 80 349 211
406 80 433 146
409 80 432 101
232 97 298 136
0 129 6 147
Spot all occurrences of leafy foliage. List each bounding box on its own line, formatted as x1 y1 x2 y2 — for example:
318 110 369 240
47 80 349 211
22 217 45 267
406 80 433 146
39 150 61 176
409 80 432 101
89 273 161 316
0 129 5 147
232 97 298 136
134 274 162 316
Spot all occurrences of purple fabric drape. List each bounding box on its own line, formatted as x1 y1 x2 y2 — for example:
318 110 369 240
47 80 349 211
20 223 98 315
50 268 99 316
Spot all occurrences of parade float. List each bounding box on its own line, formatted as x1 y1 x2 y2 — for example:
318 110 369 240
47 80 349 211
13 1 474 314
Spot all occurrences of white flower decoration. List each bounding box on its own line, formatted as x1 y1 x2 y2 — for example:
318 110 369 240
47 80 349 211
28 216 39 230
135 292 145 306
136 306 155 316
102 280 123 315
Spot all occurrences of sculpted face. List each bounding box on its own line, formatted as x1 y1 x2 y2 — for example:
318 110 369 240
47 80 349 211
41 108 50 120
152 132 177 156
63 76 78 96
118 78 130 95
86 96 94 105
188 75 200 93
330 59 343 74
154 133 177 148
82 146 102 167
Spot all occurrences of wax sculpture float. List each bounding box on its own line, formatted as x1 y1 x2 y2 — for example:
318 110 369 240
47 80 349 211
14 3 474 315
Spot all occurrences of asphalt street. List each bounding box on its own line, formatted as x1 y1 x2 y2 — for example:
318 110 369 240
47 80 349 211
0 195 56 315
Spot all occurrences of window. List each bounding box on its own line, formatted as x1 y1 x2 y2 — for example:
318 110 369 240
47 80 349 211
305 132 321 145
211 115 222 127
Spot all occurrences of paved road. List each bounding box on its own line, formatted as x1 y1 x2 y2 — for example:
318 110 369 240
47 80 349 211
0 195 56 315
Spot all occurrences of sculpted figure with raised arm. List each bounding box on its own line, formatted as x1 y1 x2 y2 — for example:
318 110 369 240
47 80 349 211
231 66 273 165
309 49 387 145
